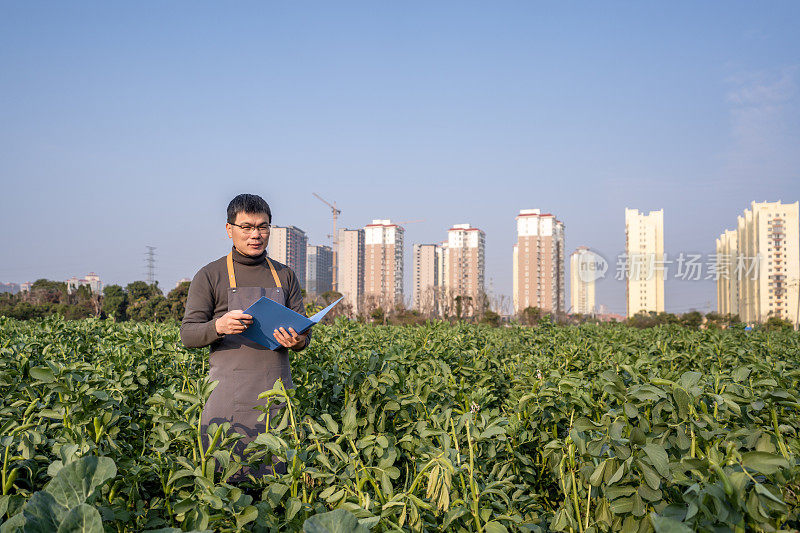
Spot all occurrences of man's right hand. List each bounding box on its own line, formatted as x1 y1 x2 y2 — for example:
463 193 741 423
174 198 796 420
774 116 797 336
215 310 253 335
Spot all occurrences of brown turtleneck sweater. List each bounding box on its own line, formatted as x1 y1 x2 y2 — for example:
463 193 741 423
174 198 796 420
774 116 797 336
180 247 309 350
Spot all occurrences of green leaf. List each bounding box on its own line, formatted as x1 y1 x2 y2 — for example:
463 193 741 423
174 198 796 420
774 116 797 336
649 513 692 533
741 451 790 475
286 497 302 521
321 414 339 434
342 406 357 435
636 458 661 490
590 460 607 487
679 371 702 390
484 521 509 533
302 509 369 533
45 456 117 510
672 387 690 418
236 505 258 527
642 444 669 478
55 503 103 533
20 491 61 532
29 366 55 383
0 512 28 532
609 495 634 514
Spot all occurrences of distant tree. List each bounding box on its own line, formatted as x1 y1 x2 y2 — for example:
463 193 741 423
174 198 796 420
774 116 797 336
704 312 723 329
454 295 474 321
480 310 501 327
370 306 385 324
167 282 191 321
680 311 703 329
656 312 680 325
103 285 128 321
128 294 171 322
320 290 343 305
628 311 656 328
30 279 67 305
764 316 794 331
520 306 543 326
126 281 160 303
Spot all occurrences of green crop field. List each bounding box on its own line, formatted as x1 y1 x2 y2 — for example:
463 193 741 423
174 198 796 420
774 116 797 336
0 316 799 532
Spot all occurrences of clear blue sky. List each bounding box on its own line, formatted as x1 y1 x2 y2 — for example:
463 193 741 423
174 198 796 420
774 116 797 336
2 1 799 315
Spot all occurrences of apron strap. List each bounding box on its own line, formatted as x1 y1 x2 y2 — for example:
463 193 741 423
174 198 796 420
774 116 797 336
266 258 283 289
226 252 237 289
226 251 283 289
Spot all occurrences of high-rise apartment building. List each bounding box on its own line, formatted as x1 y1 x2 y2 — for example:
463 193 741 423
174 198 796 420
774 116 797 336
337 228 365 314
412 243 440 316
364 220 404 309
67 272 103 295
306 244 333 297
512 209 565 314
0 283 19 294
268 226 308 288
625 208 665 317
570 247 596 315
716 201 799 325
716 229 738 317
443 224 485 315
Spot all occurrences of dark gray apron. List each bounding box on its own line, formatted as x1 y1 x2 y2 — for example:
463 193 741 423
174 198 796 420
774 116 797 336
202 253 292 478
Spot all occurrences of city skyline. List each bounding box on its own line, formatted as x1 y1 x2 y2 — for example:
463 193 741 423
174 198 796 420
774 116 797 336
2 3 799 315
3 201 800 319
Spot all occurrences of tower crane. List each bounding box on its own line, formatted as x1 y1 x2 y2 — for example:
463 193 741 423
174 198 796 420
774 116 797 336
312 193 341 291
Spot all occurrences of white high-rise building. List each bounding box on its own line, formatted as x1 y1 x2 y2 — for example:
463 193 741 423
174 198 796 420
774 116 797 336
66 272 103 295
268 226 308 288
570 247 596 315
716 201 799 325
337 228 365 314
625 208 665 317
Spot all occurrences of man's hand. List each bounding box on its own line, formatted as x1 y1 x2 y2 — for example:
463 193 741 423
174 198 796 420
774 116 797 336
273 327 308 350
215 310 253 335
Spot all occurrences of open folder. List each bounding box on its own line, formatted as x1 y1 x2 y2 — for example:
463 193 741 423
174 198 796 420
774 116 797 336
240 296 343 350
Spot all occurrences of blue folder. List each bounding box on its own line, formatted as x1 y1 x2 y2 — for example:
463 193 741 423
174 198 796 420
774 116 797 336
240 296 343 350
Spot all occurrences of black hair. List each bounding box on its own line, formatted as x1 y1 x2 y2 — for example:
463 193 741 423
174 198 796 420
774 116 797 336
227 194 272 224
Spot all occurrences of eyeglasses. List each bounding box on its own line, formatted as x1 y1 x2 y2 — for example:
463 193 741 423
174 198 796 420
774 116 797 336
231 223 271 234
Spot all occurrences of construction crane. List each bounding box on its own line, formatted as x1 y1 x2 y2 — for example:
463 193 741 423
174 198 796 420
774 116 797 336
312 193 341 291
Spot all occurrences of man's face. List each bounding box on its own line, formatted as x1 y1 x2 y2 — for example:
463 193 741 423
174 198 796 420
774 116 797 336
226 212 270 257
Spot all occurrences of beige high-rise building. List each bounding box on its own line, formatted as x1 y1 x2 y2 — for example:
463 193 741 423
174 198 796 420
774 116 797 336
412 243 440 316
268 225 308 288
443 224 485 316
337 228 364 314
513 209 565 314
716 201 799 325
364 220 404 309
570 247 596 315
625 208 665 317
716 229 739 317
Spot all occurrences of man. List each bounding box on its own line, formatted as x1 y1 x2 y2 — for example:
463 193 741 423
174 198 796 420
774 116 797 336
180 193 309 476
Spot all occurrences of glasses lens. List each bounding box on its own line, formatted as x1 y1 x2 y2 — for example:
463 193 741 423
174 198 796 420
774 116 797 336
238 224 269 234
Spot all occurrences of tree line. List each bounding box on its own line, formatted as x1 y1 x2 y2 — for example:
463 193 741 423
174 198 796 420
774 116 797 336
1 279 795 331
0 280 190 322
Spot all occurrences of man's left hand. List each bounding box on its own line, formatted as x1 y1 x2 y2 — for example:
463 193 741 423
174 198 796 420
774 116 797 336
273 327 308 350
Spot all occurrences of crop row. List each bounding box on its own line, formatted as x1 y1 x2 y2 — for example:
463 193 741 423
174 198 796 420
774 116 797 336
0 316 799 531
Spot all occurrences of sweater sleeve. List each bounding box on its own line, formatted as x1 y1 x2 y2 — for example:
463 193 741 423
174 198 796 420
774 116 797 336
284 267 311 351
180 267 224 348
